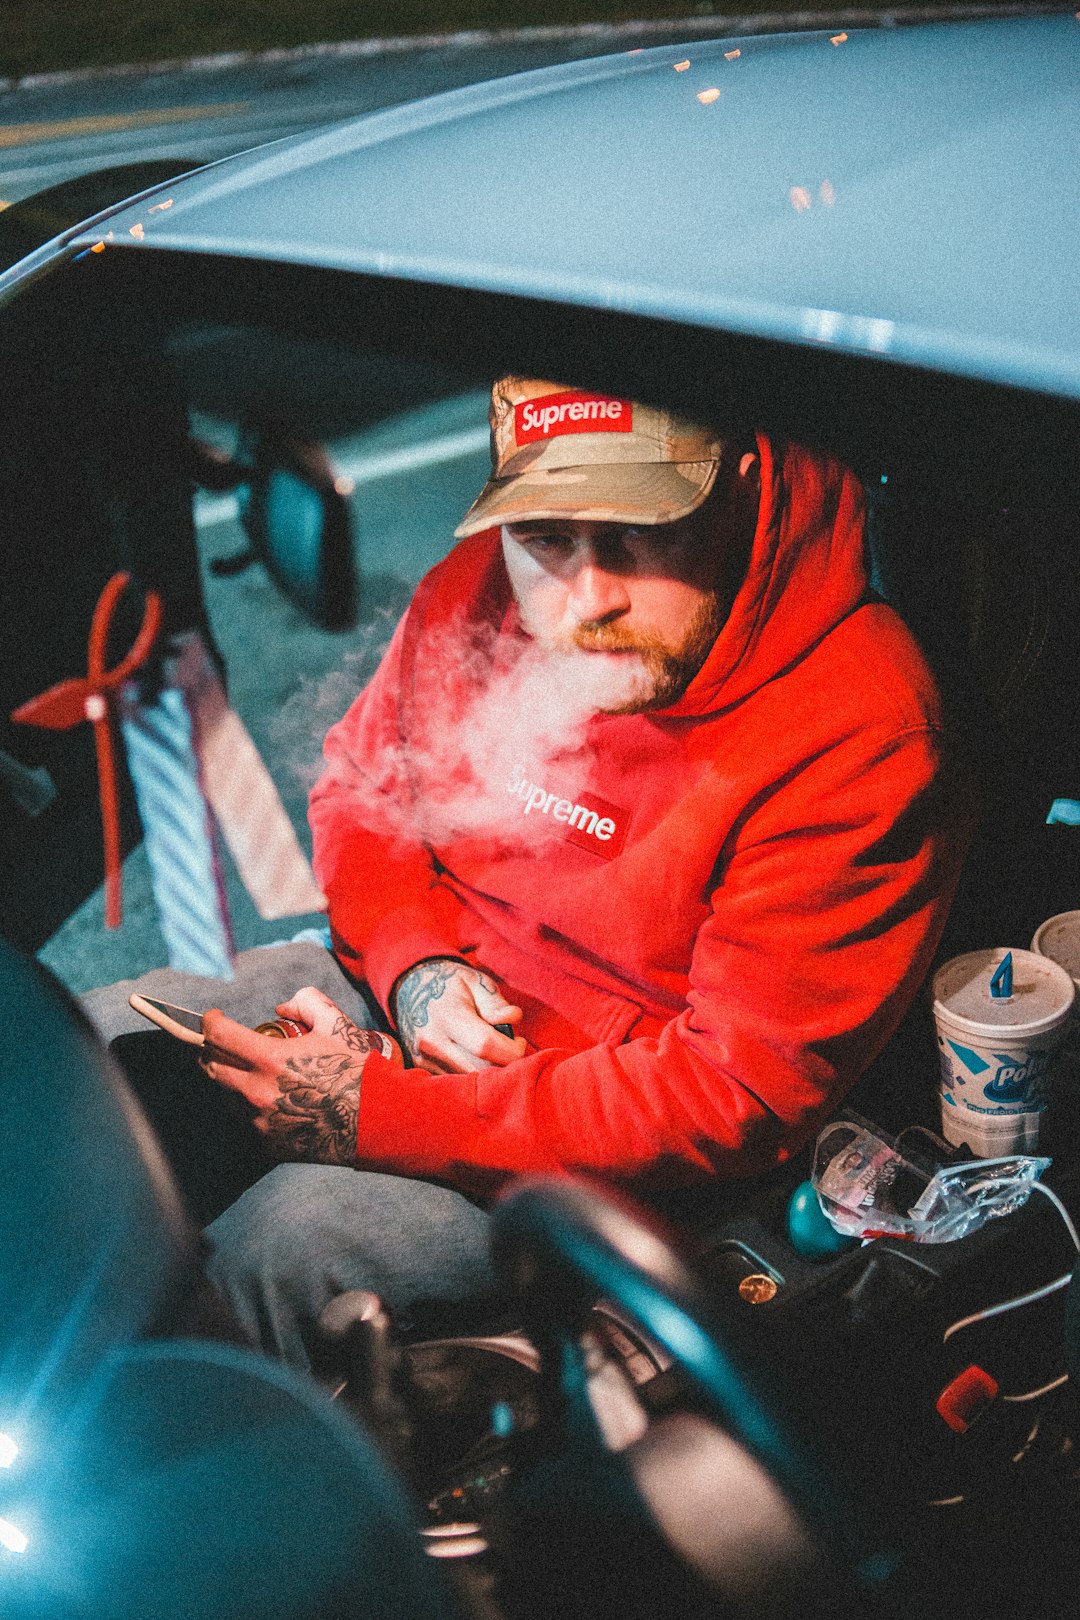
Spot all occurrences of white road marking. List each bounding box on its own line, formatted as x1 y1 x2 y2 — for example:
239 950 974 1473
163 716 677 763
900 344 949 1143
342 424 490 486
194 492 241 528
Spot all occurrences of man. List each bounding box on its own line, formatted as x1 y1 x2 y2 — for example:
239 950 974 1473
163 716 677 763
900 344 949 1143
199 377 972 1365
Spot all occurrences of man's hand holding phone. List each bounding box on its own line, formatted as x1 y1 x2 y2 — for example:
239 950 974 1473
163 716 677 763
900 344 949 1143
128 960 524 1162
131 986 402 1166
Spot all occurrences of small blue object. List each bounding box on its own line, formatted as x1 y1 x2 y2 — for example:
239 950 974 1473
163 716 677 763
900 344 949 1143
786 1180 858 1260
491 1400 515 1438
990 952 1013 999
1046 799 1080 826
858 1551 901 1586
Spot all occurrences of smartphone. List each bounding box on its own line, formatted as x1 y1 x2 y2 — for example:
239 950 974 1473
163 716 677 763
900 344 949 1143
129 994 312 1045
129 994 209 1047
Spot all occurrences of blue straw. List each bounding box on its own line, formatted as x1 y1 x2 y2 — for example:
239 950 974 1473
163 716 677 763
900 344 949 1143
990 952 1013 999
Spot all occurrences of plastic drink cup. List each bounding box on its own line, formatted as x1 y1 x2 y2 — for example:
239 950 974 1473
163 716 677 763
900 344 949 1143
933 947 1075 1156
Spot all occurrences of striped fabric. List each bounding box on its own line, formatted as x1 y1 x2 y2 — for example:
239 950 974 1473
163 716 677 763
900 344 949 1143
120 632 324 981
120 674 235 980
181 638 326 922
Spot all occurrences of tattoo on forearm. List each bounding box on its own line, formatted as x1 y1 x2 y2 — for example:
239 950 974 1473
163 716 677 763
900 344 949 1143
265 1052 362 1165
395 959 457 1057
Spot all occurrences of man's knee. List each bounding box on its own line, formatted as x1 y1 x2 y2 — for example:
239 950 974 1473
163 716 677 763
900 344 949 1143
204 1164 498 1363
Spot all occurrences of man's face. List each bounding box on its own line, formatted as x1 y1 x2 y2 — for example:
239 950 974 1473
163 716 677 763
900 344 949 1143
500 455 759 713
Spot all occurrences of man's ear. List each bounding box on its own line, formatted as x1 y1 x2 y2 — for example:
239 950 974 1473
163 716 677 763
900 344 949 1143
737 451 760 485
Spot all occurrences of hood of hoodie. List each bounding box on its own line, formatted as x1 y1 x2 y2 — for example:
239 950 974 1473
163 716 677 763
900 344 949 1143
662 433 868 719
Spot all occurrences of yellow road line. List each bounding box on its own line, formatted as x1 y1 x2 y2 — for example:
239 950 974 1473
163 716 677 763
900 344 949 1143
0 102 250 150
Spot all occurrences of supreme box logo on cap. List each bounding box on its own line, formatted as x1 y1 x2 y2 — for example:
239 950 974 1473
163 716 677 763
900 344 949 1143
454 375 728 538
515 391 634 446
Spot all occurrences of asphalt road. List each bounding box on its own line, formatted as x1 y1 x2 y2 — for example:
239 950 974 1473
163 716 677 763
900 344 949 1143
0 21 748 207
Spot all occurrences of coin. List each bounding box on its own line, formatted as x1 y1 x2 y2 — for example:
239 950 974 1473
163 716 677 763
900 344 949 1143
738 1273 778 1305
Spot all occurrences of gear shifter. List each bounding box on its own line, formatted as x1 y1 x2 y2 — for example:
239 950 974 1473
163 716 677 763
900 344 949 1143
317 1290 412 1473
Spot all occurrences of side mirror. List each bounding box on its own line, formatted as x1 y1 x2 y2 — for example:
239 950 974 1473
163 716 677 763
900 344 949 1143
191 434 359 632
240 435 359 632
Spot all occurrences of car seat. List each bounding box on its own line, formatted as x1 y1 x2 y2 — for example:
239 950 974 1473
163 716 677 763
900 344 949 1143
866 474 1080 955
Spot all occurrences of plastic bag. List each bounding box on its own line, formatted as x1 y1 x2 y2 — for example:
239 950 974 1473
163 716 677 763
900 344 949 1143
811 1118 1050 1243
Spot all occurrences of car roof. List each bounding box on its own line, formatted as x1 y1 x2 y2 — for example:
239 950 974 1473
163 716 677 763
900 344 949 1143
72 15 1080 399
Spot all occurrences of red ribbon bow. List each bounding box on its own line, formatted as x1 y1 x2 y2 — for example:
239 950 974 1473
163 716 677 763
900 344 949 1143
11 572 163 928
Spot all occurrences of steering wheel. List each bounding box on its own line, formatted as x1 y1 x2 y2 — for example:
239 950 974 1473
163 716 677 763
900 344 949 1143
491 1177 886 1618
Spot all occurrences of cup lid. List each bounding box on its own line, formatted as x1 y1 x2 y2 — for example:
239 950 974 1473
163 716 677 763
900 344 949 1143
933 947 1075 1038
1031 911 1080 987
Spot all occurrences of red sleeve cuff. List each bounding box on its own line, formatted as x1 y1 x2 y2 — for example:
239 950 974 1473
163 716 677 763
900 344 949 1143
355 1053 486 1179
364 908 463 1011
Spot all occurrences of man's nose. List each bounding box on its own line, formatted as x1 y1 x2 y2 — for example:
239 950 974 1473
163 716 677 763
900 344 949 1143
566 559 631 623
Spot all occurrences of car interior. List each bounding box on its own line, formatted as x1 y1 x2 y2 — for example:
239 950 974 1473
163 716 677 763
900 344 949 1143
2 239 1080 1618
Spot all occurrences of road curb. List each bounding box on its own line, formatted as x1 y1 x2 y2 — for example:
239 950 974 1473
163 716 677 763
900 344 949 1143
0 5 1063 94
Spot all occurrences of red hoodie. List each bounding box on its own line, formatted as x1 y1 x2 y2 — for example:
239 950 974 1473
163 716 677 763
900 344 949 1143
309 435 972 1196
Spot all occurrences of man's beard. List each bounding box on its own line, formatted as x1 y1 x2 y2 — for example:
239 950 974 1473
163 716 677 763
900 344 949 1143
552 592 724 715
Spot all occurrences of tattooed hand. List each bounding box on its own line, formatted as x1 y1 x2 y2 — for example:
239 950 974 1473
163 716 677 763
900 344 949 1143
200 987 403 1165
259 1049 361 1164
392 958 527 1074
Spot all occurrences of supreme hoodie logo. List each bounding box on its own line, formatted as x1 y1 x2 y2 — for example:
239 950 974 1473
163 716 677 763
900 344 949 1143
508 770 629 859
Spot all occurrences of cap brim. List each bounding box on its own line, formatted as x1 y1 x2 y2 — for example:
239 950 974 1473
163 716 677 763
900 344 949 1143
454 459 720 538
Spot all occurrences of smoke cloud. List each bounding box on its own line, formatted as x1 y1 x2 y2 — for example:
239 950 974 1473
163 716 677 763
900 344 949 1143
306 620 653 851
271 608 399 792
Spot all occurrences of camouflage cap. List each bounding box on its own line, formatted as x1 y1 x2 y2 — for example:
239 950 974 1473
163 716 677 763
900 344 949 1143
454 377 726 537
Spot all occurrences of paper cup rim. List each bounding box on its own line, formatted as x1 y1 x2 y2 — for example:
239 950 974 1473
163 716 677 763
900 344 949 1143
933 1003 1072 1044
932 947 1074 1040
